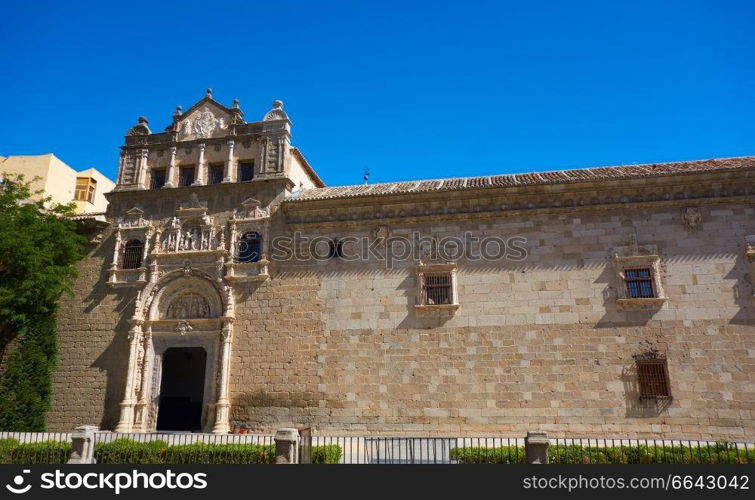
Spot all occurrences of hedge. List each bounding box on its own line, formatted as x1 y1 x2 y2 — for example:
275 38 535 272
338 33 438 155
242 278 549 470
450 442 754 464
0 438 71 464
95 439 342 464
449 445 526 464
548 442 755 464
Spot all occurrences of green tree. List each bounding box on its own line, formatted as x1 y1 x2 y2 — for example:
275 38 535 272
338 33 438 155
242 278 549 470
0 175 87 430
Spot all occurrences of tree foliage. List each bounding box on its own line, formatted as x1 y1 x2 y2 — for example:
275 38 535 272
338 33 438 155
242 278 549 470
0 175 87 430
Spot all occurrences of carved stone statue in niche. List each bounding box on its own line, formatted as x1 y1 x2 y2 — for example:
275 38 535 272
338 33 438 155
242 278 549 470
166 293 211 319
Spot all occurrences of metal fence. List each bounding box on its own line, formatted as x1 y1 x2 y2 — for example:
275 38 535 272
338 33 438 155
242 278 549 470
0 432 72 464
1 431 753 465
308 436 524 464
548 438 754 464
93 432 276 464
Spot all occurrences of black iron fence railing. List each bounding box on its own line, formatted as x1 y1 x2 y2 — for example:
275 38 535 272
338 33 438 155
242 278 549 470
0 431 752 465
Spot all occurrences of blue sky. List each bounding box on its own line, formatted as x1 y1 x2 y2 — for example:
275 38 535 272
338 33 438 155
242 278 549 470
1 0 753 187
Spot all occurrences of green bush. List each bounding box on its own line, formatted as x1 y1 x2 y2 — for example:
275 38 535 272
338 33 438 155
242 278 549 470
0 438 71 464
94 439 343 464
449 445 526 464
311 444 343 464
548 442 755 464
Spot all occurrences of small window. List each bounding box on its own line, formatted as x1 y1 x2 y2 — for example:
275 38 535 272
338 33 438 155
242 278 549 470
327 238 343 259
238 161 254 182
179 166 195 187
208 164 224 185
635 355 671 399
150 169 166 189
75 177 97 203
237 232 261 263
423 273 452 305
122 239 144 269
624 268 654 298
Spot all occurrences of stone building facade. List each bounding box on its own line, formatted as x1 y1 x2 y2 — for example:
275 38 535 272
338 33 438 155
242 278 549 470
49 90 755 440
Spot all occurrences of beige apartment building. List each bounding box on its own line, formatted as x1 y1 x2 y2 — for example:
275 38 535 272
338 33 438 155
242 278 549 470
0 153 114 213
48 90 754 440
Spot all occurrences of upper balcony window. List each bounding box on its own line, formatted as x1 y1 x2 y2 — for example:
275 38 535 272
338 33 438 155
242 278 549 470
238 161 254 182
208 164 224 185
236 231 262 263
624 268 655 298
122 239 144 269
75 177 97 203
150 168 166 189
179 166 195 187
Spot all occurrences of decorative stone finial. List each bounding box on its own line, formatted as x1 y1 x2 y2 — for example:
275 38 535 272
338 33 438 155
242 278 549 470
138 116 148 124
206 88 213 98
233 98 240 108
174 105 182 117
263 99 288 121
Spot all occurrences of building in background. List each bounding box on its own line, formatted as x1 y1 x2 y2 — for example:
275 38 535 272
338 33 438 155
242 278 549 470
0 153 114 213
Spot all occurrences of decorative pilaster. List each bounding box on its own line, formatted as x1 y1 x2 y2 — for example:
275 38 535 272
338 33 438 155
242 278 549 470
115 319 144 432
223 140 235 182
192 143 206 186
212 318 234 434
108 231 122 284
133 324 153 432
164 146 177 188
136 149 149 188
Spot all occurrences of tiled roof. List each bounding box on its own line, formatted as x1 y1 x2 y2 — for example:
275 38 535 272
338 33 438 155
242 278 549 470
286 156 755 202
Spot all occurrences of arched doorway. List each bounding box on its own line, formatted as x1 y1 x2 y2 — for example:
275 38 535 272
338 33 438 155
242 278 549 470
156 347 207 431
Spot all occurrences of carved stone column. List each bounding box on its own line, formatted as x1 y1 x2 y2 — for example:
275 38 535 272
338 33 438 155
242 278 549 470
212 318 234 434
193 143 206 186
115 318 144 432
109 230 122 284
223 140 235 182
164 146 177 188
133 324 153 432
135 149 149 188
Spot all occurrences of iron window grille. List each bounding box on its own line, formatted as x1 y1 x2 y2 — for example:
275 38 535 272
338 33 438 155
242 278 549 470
238 161 254 182
150 169 166 189
236 231 262 263
423 273 452 305
328 239 344 259
122 239 144 269
208 164 224 185
624 268 655 298
634 353 671 400
178 166 195 187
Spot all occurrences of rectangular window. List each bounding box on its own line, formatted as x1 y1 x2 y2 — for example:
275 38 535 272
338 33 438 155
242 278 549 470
423 273 451 305
636 358 671 399
179 166 195 187
624 268 654 298
74 177 97 203
238 161 254 182
208 163 224 185
151 169 166 189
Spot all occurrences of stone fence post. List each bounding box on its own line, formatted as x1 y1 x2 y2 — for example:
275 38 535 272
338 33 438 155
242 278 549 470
274 428 300 464
525 431 549 464
67 425 99 464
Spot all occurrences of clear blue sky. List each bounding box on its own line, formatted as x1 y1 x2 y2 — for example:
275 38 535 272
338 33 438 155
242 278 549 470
1 0 753 187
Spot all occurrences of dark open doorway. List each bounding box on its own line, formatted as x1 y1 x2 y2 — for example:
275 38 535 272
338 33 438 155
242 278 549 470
156 347 207 431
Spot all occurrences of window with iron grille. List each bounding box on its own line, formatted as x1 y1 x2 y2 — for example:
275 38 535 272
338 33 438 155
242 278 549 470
150 169 166 189
624 268 655 298
122 239 144 269
238 161 254 182
179 166 195 187
423 273 452 305
635 357 671 399
237 231 261 263
328 238 343 259
208 164 224 185
74 177 97 203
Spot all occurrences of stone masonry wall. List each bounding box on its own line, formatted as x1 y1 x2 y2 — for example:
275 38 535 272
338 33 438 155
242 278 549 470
47 194 754 440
